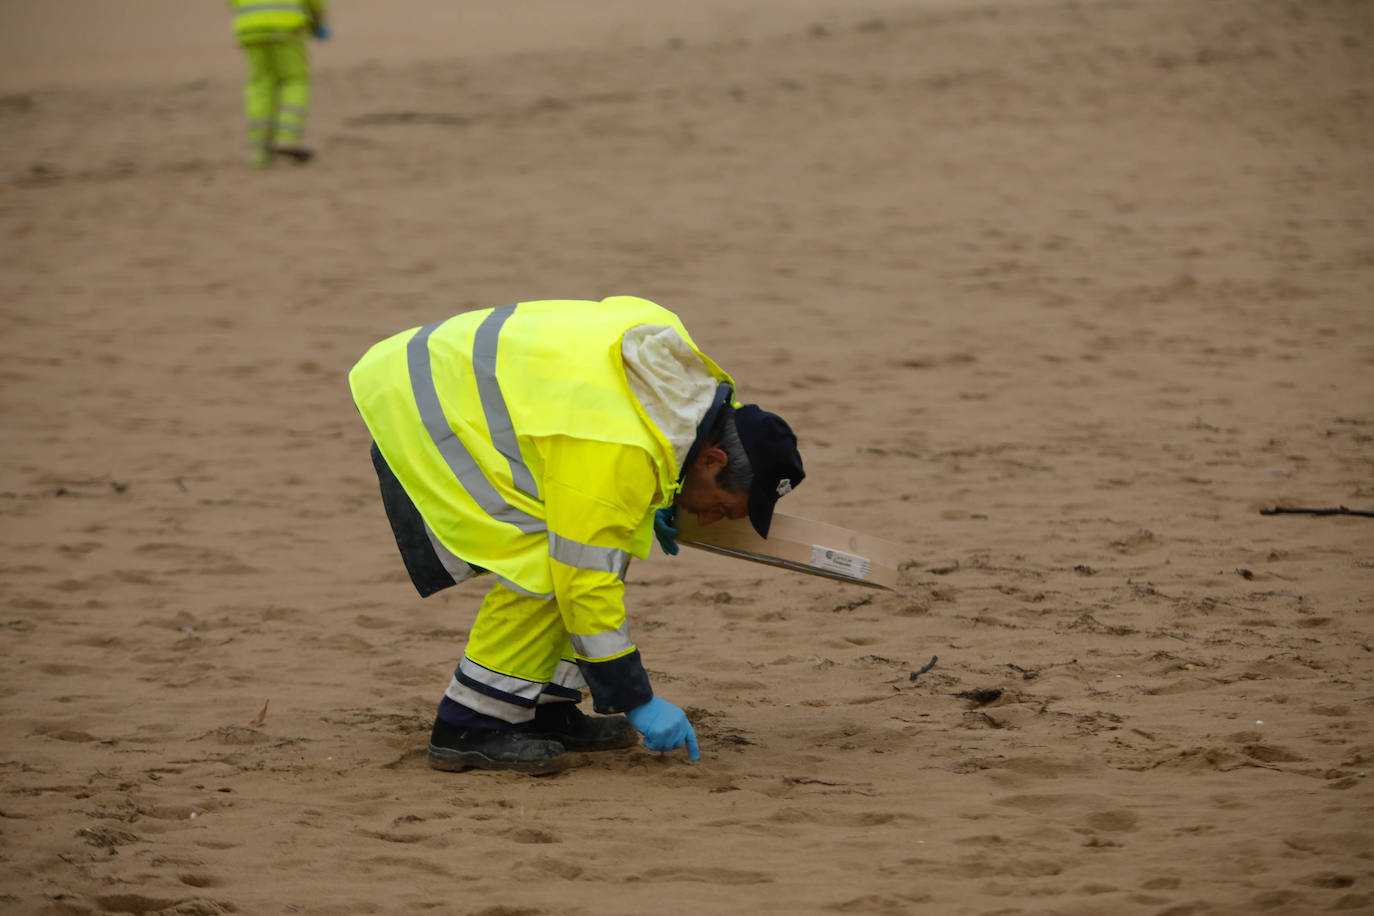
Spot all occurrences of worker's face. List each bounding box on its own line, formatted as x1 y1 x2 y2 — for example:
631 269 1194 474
676 446 750 527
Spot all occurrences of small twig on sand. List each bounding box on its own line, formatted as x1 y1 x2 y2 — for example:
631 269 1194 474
909 655 938 681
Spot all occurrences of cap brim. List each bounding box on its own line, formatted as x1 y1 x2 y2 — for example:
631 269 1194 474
747 485 777 539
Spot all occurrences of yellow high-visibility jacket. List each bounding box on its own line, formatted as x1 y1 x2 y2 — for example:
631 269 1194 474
230 0 325 43
349 297 732 681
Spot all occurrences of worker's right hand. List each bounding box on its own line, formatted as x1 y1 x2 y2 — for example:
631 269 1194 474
312 24 331 40
653 507 679 556
627 696 699 761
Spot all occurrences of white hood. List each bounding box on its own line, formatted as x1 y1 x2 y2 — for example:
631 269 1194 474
621 324 721 472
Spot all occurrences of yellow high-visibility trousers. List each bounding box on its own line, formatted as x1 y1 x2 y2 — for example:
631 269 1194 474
241 37 310 164
443 582 589 724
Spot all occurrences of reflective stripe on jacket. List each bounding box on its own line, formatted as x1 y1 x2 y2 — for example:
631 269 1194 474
349 297 732 662
231 0 322 41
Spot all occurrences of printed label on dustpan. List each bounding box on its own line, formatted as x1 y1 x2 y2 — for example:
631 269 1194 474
810 545 872 580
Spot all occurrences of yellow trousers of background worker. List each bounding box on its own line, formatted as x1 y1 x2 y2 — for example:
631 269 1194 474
241 37 310 165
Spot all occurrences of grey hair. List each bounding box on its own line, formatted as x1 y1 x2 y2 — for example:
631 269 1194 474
708 403 754 491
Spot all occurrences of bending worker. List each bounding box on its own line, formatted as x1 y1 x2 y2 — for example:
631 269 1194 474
229 0 329 167
349 296 804 774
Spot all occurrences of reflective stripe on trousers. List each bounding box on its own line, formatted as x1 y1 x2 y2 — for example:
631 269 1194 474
568 622 635 662
446 657 588 723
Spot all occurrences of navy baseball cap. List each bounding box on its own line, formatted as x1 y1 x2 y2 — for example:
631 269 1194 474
734 404 804 538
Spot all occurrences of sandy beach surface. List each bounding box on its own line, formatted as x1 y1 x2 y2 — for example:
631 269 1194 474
2 0 1372 913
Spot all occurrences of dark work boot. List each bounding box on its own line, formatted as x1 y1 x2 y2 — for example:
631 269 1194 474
525 702 638 752
274 145 315 164
427 716 569 775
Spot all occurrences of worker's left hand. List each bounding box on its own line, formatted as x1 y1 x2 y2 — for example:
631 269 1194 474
312 24 331 40
653 507 679 556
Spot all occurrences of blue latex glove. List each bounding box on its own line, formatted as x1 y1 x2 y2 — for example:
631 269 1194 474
653 507 679 556
627 696 699 761
313 24 331 40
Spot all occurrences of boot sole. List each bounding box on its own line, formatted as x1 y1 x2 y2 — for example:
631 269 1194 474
426 743 569 775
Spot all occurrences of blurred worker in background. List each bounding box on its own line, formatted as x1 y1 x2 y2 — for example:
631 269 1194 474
349 297 804 774
229 0 330 168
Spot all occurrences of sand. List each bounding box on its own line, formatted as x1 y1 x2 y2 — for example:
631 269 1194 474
1 0 1372 914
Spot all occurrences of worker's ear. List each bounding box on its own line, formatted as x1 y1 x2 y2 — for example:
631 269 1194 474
697 446 728 473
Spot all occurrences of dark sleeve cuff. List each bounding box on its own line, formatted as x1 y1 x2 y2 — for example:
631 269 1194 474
578 650 653 714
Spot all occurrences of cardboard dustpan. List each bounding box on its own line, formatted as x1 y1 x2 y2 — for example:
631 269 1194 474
675 512 904 590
